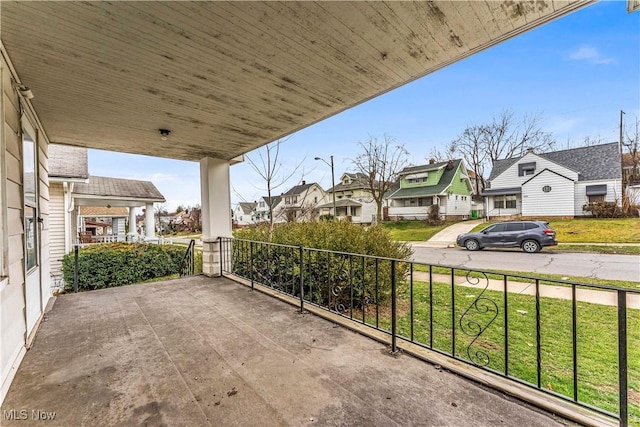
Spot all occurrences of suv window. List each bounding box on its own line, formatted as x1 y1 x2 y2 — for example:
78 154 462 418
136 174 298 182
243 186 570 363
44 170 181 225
489 223 507 233
505 223 525 232
523 222 539 230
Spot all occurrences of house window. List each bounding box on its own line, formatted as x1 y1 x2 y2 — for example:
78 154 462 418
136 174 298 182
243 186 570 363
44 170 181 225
588 195 605 203
518 162 536 177
407 177 427 184
585 184 607 203
494 195 517 209
23 129 38 272
542 185 551 193
417 198 432 207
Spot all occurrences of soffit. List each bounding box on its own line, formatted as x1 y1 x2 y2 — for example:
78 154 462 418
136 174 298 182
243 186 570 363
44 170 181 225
1 1 590 161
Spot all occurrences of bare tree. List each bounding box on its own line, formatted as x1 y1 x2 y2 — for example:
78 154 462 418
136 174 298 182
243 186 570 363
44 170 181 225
246 139 304 239
426 145 454 163
447 110 555 193
623 115 640 185
352 134 409 222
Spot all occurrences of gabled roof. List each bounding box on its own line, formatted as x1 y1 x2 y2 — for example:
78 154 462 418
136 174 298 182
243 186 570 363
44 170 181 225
283 182 316 196
489 143 621 182
73 176 165 201
260 195 283 209
237 202 257 215
398 160 449 175
48 144 89 180
388 159 464 199
328 172 371 193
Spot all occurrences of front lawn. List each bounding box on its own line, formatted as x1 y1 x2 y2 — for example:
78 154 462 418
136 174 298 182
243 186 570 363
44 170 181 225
471 218 640 244
368 279 640 424
382 220 455 241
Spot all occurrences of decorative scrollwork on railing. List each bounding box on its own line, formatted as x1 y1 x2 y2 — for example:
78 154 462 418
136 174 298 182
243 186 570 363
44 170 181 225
458 271 499 367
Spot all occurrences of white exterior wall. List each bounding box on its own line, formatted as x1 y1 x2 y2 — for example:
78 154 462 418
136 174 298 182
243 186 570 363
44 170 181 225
1 52 51 404
387 206 430 219
233 205 255 226
486 196 521 217
522 170 574 217
49 182 65 275
574 180 623 216
443 194 472 218
490 153 578 189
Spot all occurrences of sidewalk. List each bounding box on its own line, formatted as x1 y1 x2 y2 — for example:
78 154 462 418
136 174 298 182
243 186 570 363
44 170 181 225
413 271 640 309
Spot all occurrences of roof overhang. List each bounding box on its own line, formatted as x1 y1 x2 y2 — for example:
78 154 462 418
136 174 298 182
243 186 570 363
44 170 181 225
73 194 165 208
1 1 592 161
481 187 523 196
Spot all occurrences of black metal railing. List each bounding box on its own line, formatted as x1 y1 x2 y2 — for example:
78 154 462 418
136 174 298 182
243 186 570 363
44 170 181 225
219 237 638 426
179 239 196 277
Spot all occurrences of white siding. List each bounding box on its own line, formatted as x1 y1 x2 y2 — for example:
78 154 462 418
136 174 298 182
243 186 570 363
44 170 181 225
49 183 65 276
490 153 578 190
1 54 27 404
522 170 574 217
443 194 472 218
574 180 623 216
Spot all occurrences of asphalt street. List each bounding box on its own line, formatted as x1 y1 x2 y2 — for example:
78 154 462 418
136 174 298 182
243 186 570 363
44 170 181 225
410 246 640 282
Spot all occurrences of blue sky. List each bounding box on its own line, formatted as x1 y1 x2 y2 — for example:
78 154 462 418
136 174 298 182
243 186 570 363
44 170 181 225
89 1 639 211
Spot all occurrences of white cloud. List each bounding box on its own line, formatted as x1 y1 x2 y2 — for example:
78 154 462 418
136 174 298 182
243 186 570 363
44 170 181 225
567 46 614 65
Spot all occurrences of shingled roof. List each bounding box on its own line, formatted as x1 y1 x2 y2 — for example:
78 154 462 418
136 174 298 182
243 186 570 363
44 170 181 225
236 202 257 215
488 142 621 182
388 159 464 199
73 176 165 201
283 182 315 196
48 144 89 179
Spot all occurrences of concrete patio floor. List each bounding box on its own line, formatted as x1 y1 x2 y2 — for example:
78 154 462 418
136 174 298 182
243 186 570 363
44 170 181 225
2 276 571 426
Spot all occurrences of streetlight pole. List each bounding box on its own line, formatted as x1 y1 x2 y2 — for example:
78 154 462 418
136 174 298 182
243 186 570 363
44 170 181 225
315 155 336 219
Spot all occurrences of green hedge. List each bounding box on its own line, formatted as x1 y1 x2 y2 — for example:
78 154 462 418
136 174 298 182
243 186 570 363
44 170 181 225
232 222 412 309
62 243 190 291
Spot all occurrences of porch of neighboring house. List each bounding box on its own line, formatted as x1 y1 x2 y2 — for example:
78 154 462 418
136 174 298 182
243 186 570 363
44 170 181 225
77 206 128 243
0 276 570 427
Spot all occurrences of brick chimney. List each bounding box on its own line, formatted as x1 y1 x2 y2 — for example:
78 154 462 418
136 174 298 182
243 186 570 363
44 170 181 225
429 158 435 164
446 160 454 170
527 147 534 154
301 180 306 185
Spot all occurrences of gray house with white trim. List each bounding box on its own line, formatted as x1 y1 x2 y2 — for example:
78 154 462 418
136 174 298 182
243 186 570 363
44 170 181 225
483 143 622 218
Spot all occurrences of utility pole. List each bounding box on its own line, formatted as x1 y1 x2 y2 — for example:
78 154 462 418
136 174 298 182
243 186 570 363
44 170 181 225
620 110 625 155
314 155 336 218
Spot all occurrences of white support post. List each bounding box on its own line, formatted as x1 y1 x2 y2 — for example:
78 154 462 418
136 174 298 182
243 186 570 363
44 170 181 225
200 157 232 277
128 207 138 241
144 203 156 242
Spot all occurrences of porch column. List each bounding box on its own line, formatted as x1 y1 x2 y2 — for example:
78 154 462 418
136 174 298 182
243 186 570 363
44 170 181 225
128 207 138 241
144 202 156 242
200 157 232 277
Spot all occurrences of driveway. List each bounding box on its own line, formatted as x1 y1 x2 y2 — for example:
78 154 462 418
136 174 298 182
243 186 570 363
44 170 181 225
1 277 568 427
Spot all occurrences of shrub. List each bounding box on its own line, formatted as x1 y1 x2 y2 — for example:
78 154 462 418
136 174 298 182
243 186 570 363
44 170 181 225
582 201 622 218
232 222 412 310
62 243 190 291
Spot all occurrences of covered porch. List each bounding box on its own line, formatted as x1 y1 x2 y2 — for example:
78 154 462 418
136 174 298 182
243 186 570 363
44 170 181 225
1 276 566 426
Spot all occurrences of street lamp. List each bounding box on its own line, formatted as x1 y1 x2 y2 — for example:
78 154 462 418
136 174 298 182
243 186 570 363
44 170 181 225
314 155 336 219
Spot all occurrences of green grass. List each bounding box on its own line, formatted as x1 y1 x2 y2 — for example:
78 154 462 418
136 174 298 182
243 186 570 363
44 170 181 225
472 218 640 244
412 264 640 290
364 279 640 424
548 244 640 256
382 220 455 241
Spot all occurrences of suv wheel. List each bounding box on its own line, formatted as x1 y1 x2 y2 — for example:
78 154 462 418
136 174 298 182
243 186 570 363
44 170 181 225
465 239 480 251
522 240 541 253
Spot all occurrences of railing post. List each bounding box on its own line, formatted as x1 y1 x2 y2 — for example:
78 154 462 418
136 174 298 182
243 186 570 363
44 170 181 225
250 241 254 290
618 290 628 427
74 244 79 293
219 237 224 274
298 245 304 313
391 260 397 354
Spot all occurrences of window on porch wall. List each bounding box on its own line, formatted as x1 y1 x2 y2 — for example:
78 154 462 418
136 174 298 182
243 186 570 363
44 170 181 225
494 195 517 209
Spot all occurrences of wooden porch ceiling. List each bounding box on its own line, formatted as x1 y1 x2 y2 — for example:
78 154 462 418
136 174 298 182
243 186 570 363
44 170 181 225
1 1 590 161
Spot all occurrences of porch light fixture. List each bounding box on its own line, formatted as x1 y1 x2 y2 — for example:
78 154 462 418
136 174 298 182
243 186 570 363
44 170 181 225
159 129 171 141
12 79 34 99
